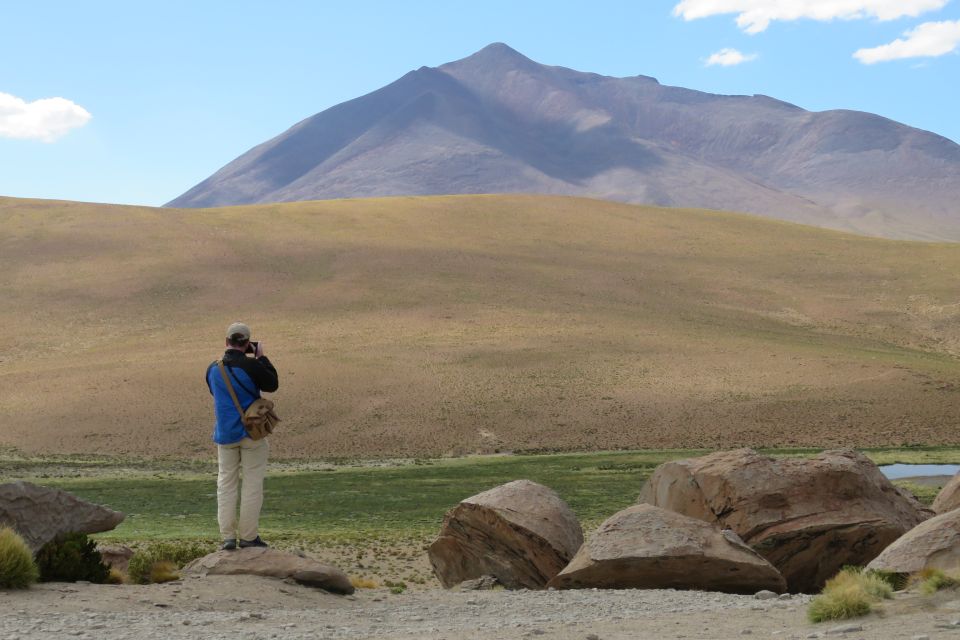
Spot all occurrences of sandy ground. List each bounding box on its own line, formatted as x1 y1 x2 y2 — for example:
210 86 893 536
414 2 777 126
3 576 960 640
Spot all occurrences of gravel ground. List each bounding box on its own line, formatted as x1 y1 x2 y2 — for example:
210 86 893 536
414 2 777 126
3 576 960 640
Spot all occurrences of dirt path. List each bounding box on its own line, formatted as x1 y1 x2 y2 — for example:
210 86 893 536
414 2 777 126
3 576 960 640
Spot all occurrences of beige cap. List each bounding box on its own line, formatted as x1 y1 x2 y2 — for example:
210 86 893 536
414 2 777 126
225 322 251 341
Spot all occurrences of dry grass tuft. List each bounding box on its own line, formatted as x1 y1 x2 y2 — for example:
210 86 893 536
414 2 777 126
349 576 379 589
0 527 39 589
105 567 126 584
127 541 210 584
912 568 960 595
149 560 180 584
808 567 892 623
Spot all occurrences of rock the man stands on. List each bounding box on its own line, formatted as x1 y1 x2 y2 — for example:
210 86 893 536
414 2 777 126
205 322 279 550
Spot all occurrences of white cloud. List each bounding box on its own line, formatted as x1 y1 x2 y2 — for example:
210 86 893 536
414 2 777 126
673 0 949 34
706 48 759 65
0 92 92 142
854 19 960 62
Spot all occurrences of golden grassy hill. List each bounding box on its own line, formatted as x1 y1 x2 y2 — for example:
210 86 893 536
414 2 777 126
1 194 959 459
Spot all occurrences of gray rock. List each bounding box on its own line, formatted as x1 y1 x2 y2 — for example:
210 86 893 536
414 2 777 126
429 480 583 589
292 569 349 590
548 505 786 594
754 590 778 600
867 508 960 575
96 544 133 573
459 575 500 591
239 612 265 621
639 449 930 592
183 547 354 595
0 481 124 553
932 472 960 514
825 624 863 635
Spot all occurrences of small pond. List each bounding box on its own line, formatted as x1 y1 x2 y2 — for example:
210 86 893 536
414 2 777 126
879 463 960 480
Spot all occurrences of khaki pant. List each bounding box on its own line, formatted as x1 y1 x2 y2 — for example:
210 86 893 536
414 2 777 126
217 437 269 541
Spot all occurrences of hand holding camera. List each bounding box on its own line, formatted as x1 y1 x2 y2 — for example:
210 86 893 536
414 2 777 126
245 341 265 358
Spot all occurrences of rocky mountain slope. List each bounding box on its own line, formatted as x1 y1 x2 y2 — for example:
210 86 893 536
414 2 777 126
168 43 960 241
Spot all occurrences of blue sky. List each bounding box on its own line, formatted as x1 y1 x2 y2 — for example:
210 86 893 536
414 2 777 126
1 0 958 206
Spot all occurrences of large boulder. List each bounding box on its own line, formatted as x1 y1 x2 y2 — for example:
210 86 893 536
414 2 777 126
638 449 931 592
867 508 960 575
932 473 960 514
183 547 354 594
547 504 786 594
428 479 583 589
0 481 125 553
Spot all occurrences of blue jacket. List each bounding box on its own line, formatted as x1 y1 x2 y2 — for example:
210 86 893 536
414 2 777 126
206 350 279 445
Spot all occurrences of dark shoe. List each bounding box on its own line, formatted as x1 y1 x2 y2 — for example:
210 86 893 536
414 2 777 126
221 539 237 551
239 536 268 548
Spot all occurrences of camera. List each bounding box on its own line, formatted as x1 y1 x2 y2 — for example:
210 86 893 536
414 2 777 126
245 341 260 355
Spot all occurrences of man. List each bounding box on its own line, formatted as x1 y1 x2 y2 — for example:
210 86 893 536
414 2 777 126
206 322 279 550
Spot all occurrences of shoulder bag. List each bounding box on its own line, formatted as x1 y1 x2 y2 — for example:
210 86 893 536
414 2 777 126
217 360 279 440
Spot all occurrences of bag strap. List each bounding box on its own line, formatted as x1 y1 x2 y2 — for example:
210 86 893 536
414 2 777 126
217 360 246 419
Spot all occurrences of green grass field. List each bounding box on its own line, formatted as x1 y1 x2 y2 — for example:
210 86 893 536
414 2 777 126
4 447 954 546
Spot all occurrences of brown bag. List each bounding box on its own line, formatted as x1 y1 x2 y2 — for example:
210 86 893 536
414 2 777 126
217 360 280 440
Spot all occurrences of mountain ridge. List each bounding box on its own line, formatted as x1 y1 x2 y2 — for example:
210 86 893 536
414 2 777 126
168 43 960 241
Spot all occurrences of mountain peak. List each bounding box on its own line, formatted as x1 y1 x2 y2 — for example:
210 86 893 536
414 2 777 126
471 42 529 61
440 42 540 74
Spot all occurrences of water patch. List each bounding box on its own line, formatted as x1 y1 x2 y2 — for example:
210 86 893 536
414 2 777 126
880 463 960 480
